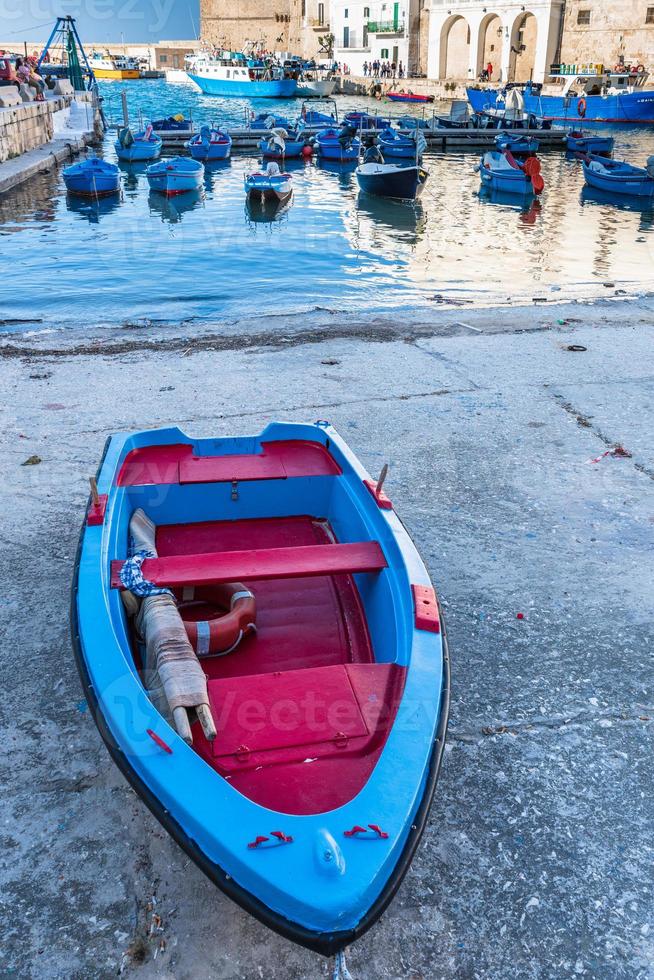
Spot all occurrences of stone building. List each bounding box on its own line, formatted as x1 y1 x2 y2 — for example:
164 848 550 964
199 0 328 58
424 0 564 83
560 1 654 69
423 0 654 82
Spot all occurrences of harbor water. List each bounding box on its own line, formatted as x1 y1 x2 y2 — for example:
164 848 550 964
1 79 653 331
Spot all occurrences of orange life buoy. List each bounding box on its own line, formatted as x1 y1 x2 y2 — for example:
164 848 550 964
577 97 587 117
178 582 256 657
636 64 646 75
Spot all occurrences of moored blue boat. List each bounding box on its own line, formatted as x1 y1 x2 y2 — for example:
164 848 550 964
146 157 204 196
72 420 449 956
467 71 654 124
495 133 539 156
244 166 293 202
250 112 292 131
63 157 121 197
259 130 311 160
567 131 615 155
477 148 544 197
356 159 429 199
315 128 361 162
582 155 654 198
187 126 232 161
378 128 427 159
300 108 336 127
345 111 390 131
114 126 162 163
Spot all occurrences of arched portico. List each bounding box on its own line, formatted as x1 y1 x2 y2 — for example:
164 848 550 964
508 10 538 82
477 13 503 80
425 1 564 85
439 15 472 80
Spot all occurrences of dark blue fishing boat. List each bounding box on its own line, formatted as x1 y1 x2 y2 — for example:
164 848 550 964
495 133 539 156
259 129 311 160
567 131 615 155
72 421 449 957
356 146 428 200
187 126 232 161
345 110 390 131
315 128 361 162
63 157 121 197
582 154 654 198
378 128 427 159
250 112 291 131
301 108 337 127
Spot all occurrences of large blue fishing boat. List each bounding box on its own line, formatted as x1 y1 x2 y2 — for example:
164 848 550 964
72 421 449 958
467 68 654 124
188 52 297 98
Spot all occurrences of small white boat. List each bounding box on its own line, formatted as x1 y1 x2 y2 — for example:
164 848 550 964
296 72 337 98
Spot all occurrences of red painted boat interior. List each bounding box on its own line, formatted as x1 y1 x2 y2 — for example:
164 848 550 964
136 515 406 815
117 439 341 486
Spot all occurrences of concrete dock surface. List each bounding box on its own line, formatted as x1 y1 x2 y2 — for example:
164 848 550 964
0 297 652 979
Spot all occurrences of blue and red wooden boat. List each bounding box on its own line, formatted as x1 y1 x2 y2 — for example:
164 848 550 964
567 131 614 156
386 91 434 104
477 147 545 197
63 157 120 197
72 421 449 957
186 126 232 161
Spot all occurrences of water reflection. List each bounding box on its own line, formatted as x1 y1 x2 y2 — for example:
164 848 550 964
245 195 293 226
202 159 232 194
478 187 543 225
356 194 426 240
581 185 654 228
118 161 150 191
66 193 122 225
316 159 358 189
148 189 205 224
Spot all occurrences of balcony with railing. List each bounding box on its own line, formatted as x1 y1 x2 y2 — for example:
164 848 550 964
366 19 405 34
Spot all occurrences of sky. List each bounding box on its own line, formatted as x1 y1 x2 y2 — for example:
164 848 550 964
0 0 200 43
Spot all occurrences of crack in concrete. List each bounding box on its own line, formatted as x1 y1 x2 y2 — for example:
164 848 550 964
449 706 654 742
43 386 465 440
552 393 654 480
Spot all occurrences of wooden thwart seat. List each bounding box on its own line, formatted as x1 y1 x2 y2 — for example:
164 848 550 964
111 541 387 590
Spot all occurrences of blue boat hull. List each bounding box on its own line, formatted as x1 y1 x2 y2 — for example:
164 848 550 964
496 137 539 155
479 166 534 196
188 140 232 161
64 159 121 197
378 140 421 159
146 158 205 196
567 134 614 154
114 140 162 163
259 139 306 159
582 162 654 198
245 173 293 201
72 421 449 956
467 85 654 124
356 164 428 199
188 74 297 98
316 136 360 161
